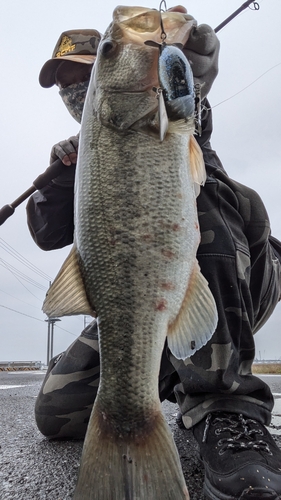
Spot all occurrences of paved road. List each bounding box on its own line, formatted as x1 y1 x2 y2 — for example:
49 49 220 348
0 371 280 500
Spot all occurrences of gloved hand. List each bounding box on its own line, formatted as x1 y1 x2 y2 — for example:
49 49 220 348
183 23 219 98
50 134 79 166
168 6 220 98
50 134 79 187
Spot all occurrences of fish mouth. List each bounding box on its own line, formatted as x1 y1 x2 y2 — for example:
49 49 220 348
112 6 196 47
97 7 195 96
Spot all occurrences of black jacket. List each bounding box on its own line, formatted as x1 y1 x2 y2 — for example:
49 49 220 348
26 100 281 265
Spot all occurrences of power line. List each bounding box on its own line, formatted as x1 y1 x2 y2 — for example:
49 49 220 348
0 267 43 301
0 236 52 281
0 304 44 322
0 287 43 309
0 236 50 301
0 257 47 291
0 304 77 337
55 324 77 337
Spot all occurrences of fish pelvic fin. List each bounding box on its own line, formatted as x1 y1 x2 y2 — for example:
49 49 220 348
167 260 218 359
42 245 95 318
164 129 206 197
73 407 189 500
189 135 206 195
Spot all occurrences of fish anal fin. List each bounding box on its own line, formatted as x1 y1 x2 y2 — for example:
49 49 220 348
168 261 218 359
42 245 95 318
73 406 189 499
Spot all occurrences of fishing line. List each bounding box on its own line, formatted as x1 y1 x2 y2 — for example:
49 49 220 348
199 0 277 112
211 62 281 110
155 2 270 116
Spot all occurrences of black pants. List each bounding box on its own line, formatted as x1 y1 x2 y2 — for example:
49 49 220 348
35 168 281 438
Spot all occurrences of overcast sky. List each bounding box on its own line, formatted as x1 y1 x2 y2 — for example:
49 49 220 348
0 0 281 363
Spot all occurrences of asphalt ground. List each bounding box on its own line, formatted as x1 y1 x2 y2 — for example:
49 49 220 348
0 371 281 500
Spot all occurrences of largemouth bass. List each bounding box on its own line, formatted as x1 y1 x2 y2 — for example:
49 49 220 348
43 6 218 499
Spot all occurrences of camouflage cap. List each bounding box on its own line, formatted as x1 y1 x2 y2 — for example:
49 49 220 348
39 29 101 88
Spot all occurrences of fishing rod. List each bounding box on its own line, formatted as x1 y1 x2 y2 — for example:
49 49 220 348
0 1 261 227
0 158 66 225
215 1 260 33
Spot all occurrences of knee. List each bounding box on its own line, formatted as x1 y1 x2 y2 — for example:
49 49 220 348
35 395 92 439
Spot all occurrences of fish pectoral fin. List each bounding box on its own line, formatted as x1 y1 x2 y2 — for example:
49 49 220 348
42 245 95 318
189 135 206 195
167 261 218 359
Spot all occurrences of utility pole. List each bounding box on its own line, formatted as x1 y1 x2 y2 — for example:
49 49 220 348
45 317 61 365
46 318 50 365
83 315 91 329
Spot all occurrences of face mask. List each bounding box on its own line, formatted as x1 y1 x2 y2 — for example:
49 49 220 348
59 80 89 124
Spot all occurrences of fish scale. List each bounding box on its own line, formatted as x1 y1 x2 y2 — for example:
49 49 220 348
43 6 218 498
76 130 196 332
74 123 197 495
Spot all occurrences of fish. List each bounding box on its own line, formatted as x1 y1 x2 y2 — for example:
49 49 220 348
43 5 218 499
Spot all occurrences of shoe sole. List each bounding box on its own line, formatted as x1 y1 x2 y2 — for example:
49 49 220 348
204 477 280 500
204 477 234 500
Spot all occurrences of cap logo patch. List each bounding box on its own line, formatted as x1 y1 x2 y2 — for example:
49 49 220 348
56 35 76 57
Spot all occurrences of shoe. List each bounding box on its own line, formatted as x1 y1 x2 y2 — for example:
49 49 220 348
192 412 281 500
81 318 99 339
176 411 185 429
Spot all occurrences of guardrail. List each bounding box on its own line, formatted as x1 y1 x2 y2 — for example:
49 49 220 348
0 361 42 371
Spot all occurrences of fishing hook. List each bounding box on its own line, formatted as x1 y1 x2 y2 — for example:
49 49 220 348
159 0 167 12
159 0 168 43
194 83 202 136
144 1 167 46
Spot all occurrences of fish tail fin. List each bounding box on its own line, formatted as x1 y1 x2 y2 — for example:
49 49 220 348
73 407 189 500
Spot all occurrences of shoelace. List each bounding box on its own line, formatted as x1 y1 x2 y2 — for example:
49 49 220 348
202 413 272 456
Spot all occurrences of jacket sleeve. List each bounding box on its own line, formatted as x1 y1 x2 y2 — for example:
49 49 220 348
26 182 74 251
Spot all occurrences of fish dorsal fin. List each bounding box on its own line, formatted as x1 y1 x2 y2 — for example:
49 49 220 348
167 260 218 359
189 135 206 191
43 245 95 318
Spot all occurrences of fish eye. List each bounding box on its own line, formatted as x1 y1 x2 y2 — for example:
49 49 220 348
101 39 118 58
